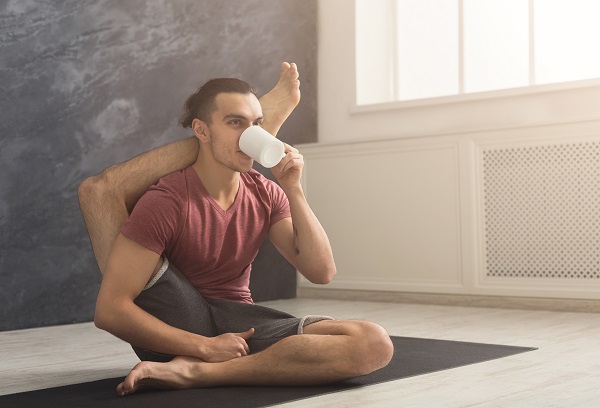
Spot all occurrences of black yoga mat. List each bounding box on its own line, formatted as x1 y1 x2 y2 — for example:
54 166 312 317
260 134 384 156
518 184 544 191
1 336 535 408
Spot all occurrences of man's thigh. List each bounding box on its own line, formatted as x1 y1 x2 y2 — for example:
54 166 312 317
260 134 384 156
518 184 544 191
207 299 301 353
207 299 334 353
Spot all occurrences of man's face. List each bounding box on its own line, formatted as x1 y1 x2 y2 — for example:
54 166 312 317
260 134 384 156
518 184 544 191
205 92 263 173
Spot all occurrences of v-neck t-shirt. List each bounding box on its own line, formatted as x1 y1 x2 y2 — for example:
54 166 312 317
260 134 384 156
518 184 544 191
120 167 291 304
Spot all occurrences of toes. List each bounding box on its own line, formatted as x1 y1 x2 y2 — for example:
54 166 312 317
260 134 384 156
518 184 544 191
289 63 299 80
116 381 129 397
118 363 145 396
280 62 299 83
280 62 291 79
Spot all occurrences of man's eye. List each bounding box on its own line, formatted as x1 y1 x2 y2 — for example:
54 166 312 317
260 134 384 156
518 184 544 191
229 120 241 125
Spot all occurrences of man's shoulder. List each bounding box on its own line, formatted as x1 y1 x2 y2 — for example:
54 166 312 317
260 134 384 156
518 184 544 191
148 167 191 199
243 169 277 187
241 169 287 205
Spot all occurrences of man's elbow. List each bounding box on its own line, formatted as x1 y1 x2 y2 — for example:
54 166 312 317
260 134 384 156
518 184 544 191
93 299 117 332
93 307 108 331
94 304 110 331
308 264 337 285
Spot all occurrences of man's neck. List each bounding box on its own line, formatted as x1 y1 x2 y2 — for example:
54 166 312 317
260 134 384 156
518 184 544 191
192 154 240 212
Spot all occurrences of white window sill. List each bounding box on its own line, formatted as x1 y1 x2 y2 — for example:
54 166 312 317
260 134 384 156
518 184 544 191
351 77 600 114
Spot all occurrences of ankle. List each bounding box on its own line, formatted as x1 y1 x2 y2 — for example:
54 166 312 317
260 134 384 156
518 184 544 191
179 357 211 387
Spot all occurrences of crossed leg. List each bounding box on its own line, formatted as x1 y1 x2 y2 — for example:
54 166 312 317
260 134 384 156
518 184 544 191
117 320 394 395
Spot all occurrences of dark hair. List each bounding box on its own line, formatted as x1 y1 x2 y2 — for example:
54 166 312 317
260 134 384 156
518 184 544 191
179 78 257 128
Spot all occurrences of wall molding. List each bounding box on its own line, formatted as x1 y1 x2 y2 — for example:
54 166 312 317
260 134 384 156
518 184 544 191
298 287 600 313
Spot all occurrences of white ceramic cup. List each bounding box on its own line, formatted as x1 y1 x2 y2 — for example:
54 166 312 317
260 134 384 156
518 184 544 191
239 126 286 168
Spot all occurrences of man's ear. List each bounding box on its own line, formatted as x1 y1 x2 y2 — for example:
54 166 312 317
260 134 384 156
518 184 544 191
192 119 210 142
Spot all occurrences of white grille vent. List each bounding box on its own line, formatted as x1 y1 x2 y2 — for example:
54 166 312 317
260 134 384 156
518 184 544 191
482 141 600 279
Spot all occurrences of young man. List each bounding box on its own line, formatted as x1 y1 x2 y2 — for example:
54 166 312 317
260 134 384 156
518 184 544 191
78 63 393 396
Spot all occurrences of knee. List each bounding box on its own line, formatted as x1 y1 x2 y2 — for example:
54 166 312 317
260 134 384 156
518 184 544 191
78 175 101 206
77 169 113 209
347 321 394 377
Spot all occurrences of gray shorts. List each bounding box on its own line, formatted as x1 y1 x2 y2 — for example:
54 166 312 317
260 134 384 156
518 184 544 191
132 261 333 362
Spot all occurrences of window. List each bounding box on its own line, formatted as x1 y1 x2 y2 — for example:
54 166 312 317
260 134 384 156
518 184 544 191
356 0 600 105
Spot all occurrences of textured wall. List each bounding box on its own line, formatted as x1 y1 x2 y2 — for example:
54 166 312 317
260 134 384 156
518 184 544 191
0 0 317 331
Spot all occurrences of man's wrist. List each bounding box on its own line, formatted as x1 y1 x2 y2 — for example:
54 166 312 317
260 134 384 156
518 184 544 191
194 334 210 360
281 182 303 197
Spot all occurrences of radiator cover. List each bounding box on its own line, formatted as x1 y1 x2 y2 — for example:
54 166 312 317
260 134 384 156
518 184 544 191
482 141 600 279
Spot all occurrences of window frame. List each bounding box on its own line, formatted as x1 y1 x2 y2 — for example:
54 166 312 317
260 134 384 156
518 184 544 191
351 76 600 114
355 0 600 109
317 0 600 146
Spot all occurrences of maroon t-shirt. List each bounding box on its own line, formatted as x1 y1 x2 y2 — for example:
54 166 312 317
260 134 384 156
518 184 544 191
121 167 291 304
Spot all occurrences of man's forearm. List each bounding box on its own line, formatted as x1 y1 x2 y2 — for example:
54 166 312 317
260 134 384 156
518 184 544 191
283 184 336 283
95 298 206 359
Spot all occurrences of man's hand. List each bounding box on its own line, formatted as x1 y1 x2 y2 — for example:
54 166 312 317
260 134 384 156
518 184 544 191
201 328 255 362
271 144 304 192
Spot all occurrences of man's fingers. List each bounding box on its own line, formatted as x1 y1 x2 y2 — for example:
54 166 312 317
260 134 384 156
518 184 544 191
278 155 303 175
236 328 254 355
273 144 301 174
283 143 298 154
236 327 255 340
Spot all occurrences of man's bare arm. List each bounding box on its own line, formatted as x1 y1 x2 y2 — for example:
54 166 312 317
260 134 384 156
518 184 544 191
95 233 253 361
268 145 336 284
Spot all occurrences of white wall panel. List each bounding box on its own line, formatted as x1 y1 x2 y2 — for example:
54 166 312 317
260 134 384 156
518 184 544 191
299 140 463 292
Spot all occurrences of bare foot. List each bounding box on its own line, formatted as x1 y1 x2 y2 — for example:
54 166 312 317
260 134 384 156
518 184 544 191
260 62 301 136
116 356 207 396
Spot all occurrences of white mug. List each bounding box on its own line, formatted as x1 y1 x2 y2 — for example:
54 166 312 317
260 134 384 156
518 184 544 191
239 126 286 168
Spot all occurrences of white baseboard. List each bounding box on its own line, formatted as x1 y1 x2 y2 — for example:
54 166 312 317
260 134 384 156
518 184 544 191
297 287 600 313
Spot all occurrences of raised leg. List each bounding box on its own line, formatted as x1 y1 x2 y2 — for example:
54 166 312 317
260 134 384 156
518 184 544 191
78 62 301 274
77 137 198 274
116 320 394 395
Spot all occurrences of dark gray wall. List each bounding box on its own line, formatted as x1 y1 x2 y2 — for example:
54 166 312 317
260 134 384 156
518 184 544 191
0 0 317 331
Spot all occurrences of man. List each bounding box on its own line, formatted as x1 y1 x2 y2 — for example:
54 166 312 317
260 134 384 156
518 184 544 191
78 63 393 396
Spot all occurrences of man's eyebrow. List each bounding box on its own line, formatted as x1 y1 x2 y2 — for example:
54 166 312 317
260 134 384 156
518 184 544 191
223 113 264 122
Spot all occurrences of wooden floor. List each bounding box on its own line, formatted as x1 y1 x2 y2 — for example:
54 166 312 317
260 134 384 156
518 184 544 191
2 298 600 407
